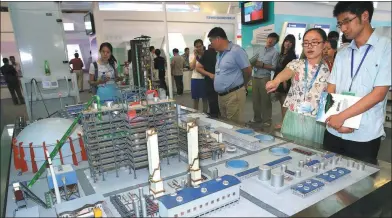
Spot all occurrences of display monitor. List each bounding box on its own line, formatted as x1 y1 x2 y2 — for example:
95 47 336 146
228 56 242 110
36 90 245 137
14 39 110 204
241 2 269 25
84 12 95 35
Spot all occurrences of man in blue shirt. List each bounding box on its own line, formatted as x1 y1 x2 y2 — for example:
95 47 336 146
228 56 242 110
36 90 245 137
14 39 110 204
250 33 279 127
207 27 252 124
324 2 391 164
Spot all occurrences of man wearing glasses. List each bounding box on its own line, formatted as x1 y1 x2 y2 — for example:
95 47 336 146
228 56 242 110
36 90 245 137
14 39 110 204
207 27 252 124
324 2 391 164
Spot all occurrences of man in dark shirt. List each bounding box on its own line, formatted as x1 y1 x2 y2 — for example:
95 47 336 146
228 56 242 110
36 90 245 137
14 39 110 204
1 58 25 105
196 44 219 118
69 53 84 92
153 49 167 93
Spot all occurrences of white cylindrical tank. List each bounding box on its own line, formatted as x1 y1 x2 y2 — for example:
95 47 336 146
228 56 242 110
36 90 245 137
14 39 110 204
14 118 85 172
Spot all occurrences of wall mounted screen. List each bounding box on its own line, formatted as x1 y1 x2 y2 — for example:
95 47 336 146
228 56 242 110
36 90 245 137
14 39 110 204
84 12 95 35
241 2 268 25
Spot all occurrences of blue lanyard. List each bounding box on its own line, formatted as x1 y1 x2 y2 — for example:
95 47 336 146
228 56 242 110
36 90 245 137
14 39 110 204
217 51 227 69
349 45 371 92
304 59 322 97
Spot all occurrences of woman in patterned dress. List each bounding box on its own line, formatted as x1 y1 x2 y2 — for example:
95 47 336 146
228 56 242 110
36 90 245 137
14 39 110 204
266 28 331 145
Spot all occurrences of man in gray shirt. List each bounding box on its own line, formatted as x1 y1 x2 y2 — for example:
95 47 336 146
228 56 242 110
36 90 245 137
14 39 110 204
171 48 185 95
250 32 279 127
208 27 252 124
182 47 190 69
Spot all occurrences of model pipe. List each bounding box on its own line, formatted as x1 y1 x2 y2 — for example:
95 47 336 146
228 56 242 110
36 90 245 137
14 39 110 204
46 150 61 204
132 196 140 217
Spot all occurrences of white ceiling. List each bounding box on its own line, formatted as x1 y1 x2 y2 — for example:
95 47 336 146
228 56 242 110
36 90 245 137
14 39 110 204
1 2 390 13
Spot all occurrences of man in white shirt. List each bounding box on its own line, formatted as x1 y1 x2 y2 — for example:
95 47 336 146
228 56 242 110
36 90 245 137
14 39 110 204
10 56 21 77
324 1 391 164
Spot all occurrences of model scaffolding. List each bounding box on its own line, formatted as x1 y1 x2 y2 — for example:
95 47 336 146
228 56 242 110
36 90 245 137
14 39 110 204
179 118 224 160
81 92 180 182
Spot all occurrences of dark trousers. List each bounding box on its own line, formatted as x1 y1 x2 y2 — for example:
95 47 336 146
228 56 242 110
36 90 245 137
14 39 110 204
205 78 219 118
159 72 167 94
174 75 183 95
7 80 25 105
323 130 381 165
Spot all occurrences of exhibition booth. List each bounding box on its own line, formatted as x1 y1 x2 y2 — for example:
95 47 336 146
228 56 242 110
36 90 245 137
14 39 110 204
0 2 391 218
90 2 238 94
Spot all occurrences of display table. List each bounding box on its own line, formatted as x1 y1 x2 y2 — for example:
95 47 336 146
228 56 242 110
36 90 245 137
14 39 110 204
1 105 391 217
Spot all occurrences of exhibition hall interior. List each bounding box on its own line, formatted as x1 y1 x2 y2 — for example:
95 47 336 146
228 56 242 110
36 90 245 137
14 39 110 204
0 1 391 217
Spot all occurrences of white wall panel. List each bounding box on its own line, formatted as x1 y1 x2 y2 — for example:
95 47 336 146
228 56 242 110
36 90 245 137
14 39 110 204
101 20 234 51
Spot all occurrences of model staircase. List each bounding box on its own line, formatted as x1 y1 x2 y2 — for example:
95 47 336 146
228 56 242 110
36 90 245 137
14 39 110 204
18 182 48 209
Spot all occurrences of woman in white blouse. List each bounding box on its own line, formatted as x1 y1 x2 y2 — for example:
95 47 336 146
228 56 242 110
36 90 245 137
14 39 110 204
190 39 208 113
266 28 331 145
89 42 123 102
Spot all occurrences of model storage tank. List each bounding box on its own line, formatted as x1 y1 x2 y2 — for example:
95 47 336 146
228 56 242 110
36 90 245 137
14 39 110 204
13 118 86 172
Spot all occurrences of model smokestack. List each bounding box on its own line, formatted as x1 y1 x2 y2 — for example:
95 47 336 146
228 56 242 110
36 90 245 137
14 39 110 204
146 128 165 197
187 121 202 186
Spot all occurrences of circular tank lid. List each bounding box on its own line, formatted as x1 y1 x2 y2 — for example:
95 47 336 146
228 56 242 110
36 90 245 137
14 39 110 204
226 159 249 169
236 128 255 135
269 147 290 156
254 134 275 142
16 118 83 145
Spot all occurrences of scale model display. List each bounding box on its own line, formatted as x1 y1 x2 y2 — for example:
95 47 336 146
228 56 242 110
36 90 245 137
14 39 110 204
3 85 386 218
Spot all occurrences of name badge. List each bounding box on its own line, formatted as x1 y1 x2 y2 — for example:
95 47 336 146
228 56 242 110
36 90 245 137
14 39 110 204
297 101 312 114
342 91 356 96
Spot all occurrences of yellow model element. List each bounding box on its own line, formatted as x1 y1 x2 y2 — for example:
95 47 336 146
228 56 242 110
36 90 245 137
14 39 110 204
93 207 102 218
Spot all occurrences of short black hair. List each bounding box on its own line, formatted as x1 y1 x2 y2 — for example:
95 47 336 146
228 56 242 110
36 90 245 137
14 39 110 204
149 46 155 52
333 2 374 22
341 34 352 43
10 56 15 59
184 47 189 52
304 28 328 42
328 39 338 50
74 53 79 58
267 32 280 44
155 49 161 57
194 39 203 46
3 58 9 64
173 48 179 54
328 31 340 40
207 27 228 40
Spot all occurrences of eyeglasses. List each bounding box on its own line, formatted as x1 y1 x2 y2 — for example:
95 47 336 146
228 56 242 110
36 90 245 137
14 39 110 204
209 37 219 43
336 16 357 29
302 42 323 48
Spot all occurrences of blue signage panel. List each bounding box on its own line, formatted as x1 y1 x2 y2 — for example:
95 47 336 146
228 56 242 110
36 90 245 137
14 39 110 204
314 24 331 29
287 23 307 28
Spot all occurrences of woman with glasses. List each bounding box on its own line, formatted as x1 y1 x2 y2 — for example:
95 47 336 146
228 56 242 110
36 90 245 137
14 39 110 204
273 34 297 130
266 28 330 145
